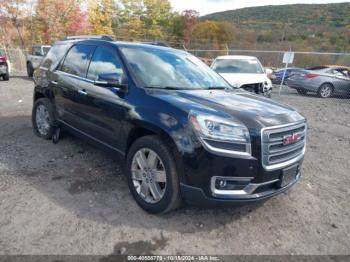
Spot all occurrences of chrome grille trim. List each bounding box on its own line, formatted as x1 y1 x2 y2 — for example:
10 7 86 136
261 121 306 171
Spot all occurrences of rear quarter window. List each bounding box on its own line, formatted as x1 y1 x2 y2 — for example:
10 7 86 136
60 44 95 77
41 44 71 71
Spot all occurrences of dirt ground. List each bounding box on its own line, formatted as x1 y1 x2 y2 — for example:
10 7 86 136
0 75 349 255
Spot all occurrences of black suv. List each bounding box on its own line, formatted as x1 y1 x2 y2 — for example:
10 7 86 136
32 36 307 214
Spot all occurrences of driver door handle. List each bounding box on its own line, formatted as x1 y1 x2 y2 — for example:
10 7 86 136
78 89 87 95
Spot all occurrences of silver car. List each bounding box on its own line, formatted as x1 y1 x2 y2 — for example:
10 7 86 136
286 66 350 98
26 45 51 77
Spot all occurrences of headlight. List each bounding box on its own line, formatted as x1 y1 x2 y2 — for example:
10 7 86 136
264 79 272 87
189 110 251 158
231 81 241 88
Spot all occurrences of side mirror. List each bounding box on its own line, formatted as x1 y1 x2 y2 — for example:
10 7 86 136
94 73 128 92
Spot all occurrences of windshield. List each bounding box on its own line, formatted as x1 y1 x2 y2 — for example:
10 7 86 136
120 47 230 90
213 59 264 74
42 47 51 56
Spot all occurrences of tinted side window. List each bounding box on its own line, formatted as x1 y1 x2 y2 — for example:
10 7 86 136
41 44 71 71
87 47 125 81
61 45 95 77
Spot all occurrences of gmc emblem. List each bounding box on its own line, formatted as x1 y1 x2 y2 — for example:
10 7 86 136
283 133 302 145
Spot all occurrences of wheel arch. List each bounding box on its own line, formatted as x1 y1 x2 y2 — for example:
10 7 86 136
33 85 55 102
319 82 334 90
125 121 188 184
126 121 178 154
33 90 46 101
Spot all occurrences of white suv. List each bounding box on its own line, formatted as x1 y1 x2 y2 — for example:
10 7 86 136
211 55 272 97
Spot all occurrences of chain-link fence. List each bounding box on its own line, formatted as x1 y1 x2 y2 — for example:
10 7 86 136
1 43 350 99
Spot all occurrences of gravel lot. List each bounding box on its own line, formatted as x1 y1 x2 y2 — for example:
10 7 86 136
0 75 349 255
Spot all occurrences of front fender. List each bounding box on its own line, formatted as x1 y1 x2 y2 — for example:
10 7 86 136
127 108 199 156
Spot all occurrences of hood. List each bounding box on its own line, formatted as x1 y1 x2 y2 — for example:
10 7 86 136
150 89 304 130
219 73 269 87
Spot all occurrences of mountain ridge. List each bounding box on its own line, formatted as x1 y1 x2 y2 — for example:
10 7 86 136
201 3 350 30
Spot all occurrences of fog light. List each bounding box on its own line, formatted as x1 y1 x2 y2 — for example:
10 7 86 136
219 180 227 188
214 177 251 191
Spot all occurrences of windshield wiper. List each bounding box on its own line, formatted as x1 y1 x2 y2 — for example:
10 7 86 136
145 86 192 90
207 86 230 90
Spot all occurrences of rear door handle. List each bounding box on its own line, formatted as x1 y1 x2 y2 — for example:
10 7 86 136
51 80 58 85
78 89 87 95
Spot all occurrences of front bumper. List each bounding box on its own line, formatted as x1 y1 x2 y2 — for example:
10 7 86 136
180 172 300 207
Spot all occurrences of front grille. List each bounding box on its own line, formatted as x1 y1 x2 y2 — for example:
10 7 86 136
261 122 306 170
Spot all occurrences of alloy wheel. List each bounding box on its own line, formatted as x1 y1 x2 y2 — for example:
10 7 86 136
131 148 167 204
320 84 332 98
35 104 51 136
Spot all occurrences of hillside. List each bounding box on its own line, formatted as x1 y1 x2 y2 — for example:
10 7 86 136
202 3 350 30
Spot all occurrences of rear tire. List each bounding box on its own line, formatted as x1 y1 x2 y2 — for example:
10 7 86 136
3 73 9 81
318 83 333 98
32 98 55 139
27 62 34 77
126 135 182 214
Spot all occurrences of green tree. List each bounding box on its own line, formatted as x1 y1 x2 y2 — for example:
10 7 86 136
88 0 116 35
192 21 235 48
143 0 173 39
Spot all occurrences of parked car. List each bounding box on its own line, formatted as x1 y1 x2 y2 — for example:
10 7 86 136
0 53 10 81
33 36 307 214
211 56 273 97
272 68 307 84
265 67 276 81
286 66 350 98
27 44 51 77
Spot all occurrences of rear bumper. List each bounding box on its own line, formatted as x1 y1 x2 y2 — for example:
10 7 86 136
180 173 300 208
0 68 8 75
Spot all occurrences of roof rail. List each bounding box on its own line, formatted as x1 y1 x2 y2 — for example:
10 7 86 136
64 35 114 41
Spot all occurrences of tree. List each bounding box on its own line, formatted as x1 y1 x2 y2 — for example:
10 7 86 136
115 0 174 40
170 13 185 40
192 21 235 49
181 10 199 47
116 0 146 40
142 0 173 39
0 0 27 48
88 0 116 35
34 0 89 44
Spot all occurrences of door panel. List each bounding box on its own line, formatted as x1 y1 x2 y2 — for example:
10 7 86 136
53 44 95 129
77 46 128 150
74 79 127 149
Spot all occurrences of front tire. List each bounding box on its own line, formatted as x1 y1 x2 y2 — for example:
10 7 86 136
126 135 182 214
32 98 55 139
318 83 333 98
27 62 34 77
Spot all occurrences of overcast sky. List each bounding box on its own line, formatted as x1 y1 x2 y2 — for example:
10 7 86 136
170 0 350 15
